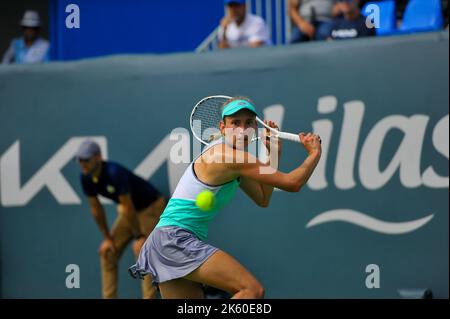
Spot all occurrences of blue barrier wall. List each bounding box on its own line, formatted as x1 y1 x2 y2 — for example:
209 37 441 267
49 0 224 60
0 31 448 298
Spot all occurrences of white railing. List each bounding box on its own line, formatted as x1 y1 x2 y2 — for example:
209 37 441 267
195 28 220 53
196 0 291 53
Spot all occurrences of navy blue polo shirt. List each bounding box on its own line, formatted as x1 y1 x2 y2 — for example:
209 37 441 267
330 16 375 40
80 161 161 211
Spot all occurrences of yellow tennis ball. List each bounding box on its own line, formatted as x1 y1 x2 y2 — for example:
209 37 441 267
196 190 215 211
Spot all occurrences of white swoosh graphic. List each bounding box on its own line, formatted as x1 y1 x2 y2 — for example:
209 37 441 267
306 209 434 235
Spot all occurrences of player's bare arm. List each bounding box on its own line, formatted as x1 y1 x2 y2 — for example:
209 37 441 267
231 132 321 192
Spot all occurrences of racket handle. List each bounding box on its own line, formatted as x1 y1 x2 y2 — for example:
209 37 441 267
278 132 301 143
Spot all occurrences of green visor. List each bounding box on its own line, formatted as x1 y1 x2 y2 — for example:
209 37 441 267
221 99 257 119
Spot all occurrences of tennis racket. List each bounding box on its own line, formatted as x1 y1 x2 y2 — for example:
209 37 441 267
190 95 301 146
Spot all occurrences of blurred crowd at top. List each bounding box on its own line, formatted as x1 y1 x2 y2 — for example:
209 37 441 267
2 0 449 64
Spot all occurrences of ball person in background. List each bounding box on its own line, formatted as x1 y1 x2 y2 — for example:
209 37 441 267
76 140 166 299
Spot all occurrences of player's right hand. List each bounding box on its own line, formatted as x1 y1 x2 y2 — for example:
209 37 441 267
99 237 116 256
299 132 322 155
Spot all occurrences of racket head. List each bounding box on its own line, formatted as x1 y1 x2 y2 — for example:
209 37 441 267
190 95 232 145
190 95 302 146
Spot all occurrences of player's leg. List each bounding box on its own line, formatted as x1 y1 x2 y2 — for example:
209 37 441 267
100 205 133 298
184 250 264 299
158 278 204 299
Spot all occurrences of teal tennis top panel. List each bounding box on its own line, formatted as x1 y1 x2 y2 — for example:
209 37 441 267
221 99 257 118
156 140 240 240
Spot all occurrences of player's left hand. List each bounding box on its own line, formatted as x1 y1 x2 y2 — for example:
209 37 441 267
132 237 146 257
263 120 282 155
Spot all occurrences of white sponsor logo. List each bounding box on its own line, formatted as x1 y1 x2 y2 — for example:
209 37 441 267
331 29 358 38
65 264 80 289
365 264 380 289
65 4 80 29
365 4 380 29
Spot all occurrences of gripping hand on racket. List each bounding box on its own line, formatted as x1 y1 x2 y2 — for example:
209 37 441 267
299 132 322 156
263 120 282 156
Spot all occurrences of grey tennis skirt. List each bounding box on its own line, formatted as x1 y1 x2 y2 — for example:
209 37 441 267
128 226 219 284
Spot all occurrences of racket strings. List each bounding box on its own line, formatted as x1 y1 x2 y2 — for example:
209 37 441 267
191 97 229 144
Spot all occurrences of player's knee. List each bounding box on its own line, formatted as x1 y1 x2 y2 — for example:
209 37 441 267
251 282 265 299
241 280 264 299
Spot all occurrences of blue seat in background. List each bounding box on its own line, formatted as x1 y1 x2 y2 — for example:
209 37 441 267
362 0 397 36
399 0 444 33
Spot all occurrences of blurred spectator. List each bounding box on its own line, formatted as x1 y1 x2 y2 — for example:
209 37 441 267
2 10 50 64
218 0 271 49
328 0 375 40
289 0 340 42
444 0 449 28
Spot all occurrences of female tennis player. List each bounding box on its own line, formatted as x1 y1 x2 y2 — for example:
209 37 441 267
129 96 321 299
